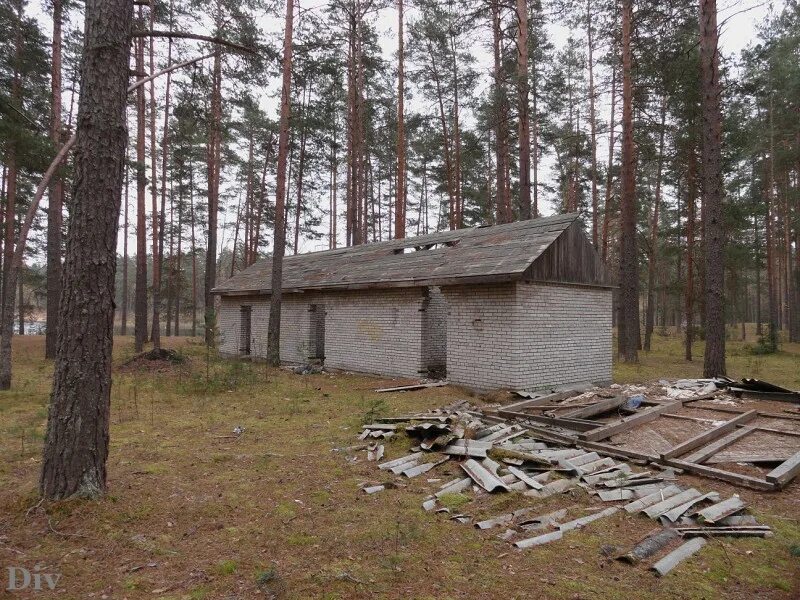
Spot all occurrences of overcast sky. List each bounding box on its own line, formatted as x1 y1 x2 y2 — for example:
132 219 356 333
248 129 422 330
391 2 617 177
26 0 784 258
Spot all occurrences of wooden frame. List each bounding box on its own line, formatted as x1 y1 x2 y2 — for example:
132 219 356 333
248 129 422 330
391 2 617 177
660 410 758 460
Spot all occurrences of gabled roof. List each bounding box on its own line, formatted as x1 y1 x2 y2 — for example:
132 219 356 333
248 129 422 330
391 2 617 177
213 213 610 295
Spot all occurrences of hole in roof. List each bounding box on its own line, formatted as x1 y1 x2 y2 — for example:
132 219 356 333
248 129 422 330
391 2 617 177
393 240 459 254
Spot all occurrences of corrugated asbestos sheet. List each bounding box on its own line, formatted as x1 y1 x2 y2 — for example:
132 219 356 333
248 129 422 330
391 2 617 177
212 213 609 294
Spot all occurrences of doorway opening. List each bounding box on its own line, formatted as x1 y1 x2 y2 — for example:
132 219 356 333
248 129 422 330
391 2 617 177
421 287 447 378
239 305 252 355
309 304 326 363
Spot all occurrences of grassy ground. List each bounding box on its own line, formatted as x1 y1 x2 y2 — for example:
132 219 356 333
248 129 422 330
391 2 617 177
0 334 799 599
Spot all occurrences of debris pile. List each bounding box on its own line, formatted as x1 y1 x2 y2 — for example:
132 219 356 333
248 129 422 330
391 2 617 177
350 385 798 577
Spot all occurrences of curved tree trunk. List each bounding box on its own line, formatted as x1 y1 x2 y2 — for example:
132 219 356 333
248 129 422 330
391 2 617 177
39 0 133 500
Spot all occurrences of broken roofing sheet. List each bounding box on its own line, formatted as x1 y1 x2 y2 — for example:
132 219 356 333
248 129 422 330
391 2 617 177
349 381 799 578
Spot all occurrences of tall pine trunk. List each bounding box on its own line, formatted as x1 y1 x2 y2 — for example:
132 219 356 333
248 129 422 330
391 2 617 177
700 0 726 376
644 97 667 351
395 0 406 238
205 48 222 345
134 32 148 353
45 0 64 359
602 67 617 263
617 0 639 363
149 9 161 349
587 0 599 245
267 0 294 366
686 150 697 361
516 0 531 219
40 0 133 500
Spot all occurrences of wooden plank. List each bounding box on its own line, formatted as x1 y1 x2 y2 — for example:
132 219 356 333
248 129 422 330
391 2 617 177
661 410 758 460
512 413 598 432
562 395 625 419
766 450 800 487
687 403 800 422
579 401 685 442
660 458 776 491
682 426 755 464
375 381 448 393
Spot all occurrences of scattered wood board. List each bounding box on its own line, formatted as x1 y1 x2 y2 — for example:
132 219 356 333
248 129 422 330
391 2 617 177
375 381 447 393
661 410 758 460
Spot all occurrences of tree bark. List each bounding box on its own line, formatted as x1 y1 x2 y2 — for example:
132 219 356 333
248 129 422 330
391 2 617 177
617 0 639 363
267 0 294 366
45 0 64 359
700 0 726 376
40 0 133 500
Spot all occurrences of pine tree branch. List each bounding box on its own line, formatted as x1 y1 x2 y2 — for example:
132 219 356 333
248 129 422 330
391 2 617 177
130 30 257 55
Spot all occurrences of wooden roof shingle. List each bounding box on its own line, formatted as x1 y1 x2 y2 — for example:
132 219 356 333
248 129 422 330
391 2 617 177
213 213 606 294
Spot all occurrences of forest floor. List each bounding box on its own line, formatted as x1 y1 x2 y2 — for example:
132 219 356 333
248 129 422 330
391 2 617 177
1 334 799 599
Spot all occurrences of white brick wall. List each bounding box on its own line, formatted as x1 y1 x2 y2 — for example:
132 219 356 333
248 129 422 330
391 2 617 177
218 288 428 378
323 288 426 378
218 294 316 363
218 281 612 390
442 282 612 390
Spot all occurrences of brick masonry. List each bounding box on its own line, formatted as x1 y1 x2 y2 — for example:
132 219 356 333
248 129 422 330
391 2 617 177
219 280 611 390
219 288 431 378
442 282 612 390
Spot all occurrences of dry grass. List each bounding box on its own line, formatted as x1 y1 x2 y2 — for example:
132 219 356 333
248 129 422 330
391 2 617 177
0 334 798 599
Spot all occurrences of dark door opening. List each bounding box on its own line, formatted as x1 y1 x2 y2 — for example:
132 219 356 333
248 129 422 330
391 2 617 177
309 304 325 363
239 306 252 355
421 287 447 378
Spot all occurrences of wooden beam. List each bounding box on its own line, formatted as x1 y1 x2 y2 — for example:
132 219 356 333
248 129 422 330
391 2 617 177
579 401 685 442
498 410 598 432
688 403 800 422
766 450 800 488
661 410 758 460
682 426 755 464
659 458 777 491
562 395 626 419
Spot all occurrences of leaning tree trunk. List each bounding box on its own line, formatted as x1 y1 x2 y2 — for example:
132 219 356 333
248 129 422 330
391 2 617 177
40 0 133 500
267 0 294 366
700 0 726 376
617 0 639 363
45 0 64 359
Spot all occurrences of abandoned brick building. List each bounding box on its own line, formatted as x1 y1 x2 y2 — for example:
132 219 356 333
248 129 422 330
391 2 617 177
212 213 612 390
